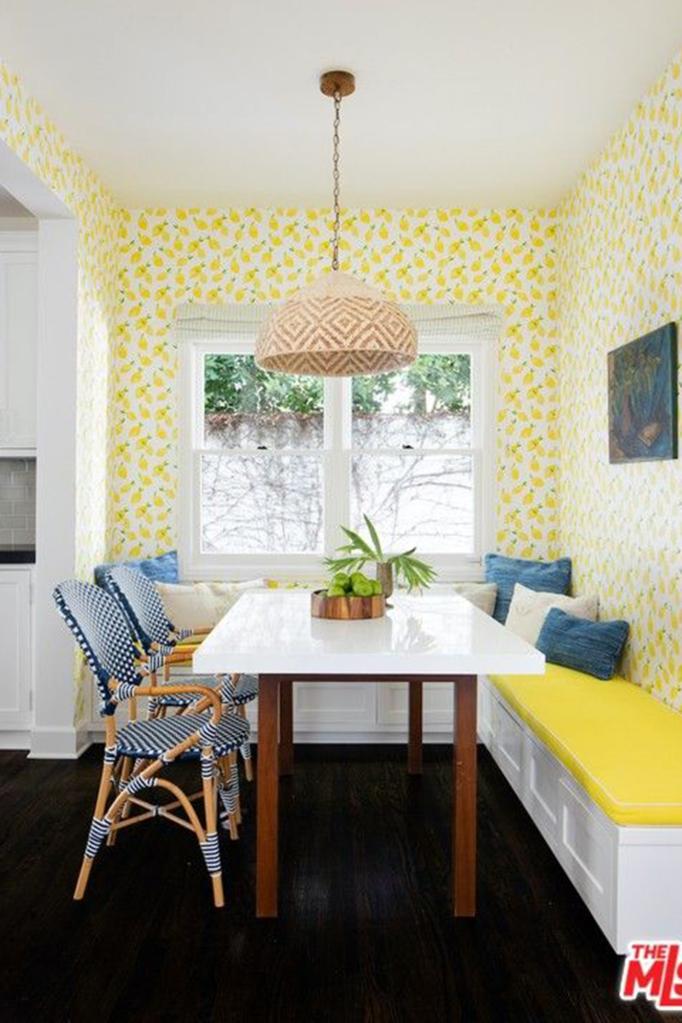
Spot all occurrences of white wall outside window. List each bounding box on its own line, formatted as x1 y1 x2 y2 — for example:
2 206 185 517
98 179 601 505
179 333 496 583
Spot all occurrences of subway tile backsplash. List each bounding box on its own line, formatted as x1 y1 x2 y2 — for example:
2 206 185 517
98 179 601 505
0 458 36 545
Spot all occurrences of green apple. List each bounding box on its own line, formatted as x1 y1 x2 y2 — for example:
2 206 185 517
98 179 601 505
371 580 382 595
352 578 374 597
350 571 368 590
327 585 347 597
332 572 350 590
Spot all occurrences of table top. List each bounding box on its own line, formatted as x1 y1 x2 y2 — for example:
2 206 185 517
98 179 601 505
193 590 545 677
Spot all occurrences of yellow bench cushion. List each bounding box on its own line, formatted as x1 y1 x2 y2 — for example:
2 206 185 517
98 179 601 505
489 665 682 826
175 633 205 647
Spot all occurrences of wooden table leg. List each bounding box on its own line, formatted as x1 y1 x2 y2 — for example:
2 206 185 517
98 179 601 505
257 674 280 918
453 674 477 917
279 679 293 777
407 680 423 775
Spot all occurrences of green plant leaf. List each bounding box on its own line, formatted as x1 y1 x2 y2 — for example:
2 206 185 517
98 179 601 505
339 526 377 559
387 546 416 564
363 515 384 561
327 519 435 593
409 558 437 580
325 555 367 573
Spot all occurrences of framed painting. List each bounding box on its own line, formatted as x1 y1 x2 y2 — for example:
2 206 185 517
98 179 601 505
608 322 678 463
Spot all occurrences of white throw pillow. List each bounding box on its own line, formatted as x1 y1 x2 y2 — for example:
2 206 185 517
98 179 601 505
156 582 216 631
195 579 267 623
453 582 498 616
157 578 267 630
505 582 598 645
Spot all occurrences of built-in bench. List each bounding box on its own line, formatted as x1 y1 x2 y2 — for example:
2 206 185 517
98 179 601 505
478 664 682 953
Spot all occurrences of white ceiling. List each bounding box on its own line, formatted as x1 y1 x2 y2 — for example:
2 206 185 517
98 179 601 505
2 1 682 209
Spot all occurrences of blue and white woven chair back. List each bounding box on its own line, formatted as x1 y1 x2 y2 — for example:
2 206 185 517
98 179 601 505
53 580 141 714
104 565 172 653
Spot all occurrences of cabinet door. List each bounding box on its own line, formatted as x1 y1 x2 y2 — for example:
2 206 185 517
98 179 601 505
0 251 38 449
490 698 524 794
0 570 32 729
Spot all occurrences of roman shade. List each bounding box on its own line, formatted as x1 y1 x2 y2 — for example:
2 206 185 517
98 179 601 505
173 301 501 346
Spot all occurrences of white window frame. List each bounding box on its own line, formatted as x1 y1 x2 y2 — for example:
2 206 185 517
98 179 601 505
179 333 496 582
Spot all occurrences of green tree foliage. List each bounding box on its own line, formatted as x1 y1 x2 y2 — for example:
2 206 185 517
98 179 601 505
205 355 323 414
204 354 470 415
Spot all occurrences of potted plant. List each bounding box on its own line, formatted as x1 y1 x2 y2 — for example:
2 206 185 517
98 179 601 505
325 515 436 602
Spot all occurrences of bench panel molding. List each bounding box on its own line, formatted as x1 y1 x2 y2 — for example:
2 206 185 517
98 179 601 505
479 674 682 954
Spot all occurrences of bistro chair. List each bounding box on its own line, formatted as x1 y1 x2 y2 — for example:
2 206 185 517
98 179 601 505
53 580 250 906
103 566 257 781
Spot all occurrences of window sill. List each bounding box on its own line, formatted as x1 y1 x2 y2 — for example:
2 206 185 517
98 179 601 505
181 557 485 586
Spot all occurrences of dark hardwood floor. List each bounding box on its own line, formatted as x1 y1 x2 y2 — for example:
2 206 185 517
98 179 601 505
0 744 667 1023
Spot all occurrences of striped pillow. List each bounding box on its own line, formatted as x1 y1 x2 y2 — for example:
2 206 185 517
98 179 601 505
536 608 629 680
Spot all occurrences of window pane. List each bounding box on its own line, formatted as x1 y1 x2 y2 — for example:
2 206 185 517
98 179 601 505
204 354 323 449
201 453 323 553
351 354 471 449
351 454 473 553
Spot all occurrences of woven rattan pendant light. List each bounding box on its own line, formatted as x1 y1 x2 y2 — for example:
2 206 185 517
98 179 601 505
256 70 417 377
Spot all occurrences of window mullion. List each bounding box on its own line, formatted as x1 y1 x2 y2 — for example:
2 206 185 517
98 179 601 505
324 376 350 554
186 339 495 574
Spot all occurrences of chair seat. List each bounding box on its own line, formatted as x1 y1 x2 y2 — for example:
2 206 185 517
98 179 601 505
155 673 259 708
117 711 250 760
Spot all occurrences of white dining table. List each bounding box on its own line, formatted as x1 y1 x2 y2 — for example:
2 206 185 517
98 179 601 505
194 589 544 918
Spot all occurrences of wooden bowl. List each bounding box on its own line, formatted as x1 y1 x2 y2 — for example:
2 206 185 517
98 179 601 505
311 589 386 620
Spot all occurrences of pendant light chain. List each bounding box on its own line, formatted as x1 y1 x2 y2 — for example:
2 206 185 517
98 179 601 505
332 90 341 271
255 69 417 378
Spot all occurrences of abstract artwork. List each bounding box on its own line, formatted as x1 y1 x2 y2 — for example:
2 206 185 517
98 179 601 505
608 323 678 463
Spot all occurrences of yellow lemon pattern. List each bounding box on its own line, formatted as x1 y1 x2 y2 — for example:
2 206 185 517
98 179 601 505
0 61 120 721
111 206 560 561
3 48 681 715
558 53 682 709
0 61 119 580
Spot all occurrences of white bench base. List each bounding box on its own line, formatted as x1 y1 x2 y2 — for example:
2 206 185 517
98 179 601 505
479 675 682 954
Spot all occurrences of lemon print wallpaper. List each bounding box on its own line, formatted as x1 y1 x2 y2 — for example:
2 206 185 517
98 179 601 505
0 61 120 722
0 61 120 583
2 47 682 715
110 206 560 562
558 52 682 710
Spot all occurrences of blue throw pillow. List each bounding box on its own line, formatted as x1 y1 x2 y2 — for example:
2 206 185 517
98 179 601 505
536 607 629 681
94 550 179 587
484 553 572 623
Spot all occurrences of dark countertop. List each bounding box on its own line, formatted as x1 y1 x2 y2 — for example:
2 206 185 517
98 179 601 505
0 545 36 564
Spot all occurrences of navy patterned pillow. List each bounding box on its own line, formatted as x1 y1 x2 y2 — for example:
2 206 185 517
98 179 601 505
536 608 629 681
484 553 572 623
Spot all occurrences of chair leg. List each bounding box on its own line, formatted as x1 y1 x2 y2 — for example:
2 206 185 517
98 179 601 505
228 752 241 838
200 749 224 909
237 705 254 781
217 755 239 824
231 751 242 825
216 754 240 839
74 750 115 900
107 756 132 846
147 671 159 719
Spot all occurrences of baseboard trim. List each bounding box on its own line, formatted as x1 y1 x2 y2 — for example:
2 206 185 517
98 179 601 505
0 730 31 751
28 725 91 760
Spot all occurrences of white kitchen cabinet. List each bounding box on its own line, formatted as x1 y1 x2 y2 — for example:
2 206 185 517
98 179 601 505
0 567 33 739
0 234 38 452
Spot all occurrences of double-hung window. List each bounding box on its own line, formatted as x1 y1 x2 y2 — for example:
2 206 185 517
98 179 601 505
179 309 496 580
